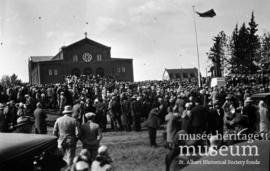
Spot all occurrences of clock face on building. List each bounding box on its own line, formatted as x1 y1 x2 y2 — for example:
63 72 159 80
82 52 92 62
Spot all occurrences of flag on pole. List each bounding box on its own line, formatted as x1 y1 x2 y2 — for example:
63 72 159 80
196 9 216 17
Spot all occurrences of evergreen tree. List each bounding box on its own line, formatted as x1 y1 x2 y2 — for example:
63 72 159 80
208 31 227 77
229 24 240 73
238 23 250 73
229 23 250 74
260 33 270 71
247 11 260 73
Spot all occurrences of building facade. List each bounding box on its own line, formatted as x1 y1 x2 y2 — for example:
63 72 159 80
163 68 198 81
29 37 134 84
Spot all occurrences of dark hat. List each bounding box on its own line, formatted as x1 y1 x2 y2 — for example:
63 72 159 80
62 105 73 114
17 116 33 125
85 112 96 119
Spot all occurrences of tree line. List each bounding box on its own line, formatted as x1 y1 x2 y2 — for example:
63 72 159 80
208 12 270 77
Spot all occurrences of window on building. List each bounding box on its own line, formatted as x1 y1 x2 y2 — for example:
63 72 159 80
175 73 181 78
54 69 58 76
97 54 102 61
117 67 121 73
48 69 52 76
122 66 126 73
73 55 78 62
183 73 188 78
190 73 195 78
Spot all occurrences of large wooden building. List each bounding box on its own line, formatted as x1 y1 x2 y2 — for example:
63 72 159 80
28 36 134 84
163 68 198 81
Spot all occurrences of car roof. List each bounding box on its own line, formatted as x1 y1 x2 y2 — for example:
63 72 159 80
0 133 57 164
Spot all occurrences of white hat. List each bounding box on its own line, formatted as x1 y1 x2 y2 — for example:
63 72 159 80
98 145 108 154
62 105 73 114
85 112 96 119
94 98 99 103
244 97 253 103
75 161 89 170
0 103 5 110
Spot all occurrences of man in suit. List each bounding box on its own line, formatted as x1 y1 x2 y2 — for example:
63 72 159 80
146 102 161 147
207 101 224 135
72 99 84 124
131 95 143 131
33 102 47 134
53 105 80 167
190 99 208 134
121 95 132 131
0 103 8 132
80 112 102 163
242 97 258 133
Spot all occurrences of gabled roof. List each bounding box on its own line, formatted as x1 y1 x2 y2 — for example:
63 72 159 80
63 37 110 50
166 68 197 74
29 56 54 62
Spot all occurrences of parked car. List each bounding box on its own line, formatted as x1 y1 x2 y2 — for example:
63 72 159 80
251 92 270 106
0 133 65 171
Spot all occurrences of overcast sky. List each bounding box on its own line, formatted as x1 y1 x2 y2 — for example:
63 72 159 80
0 0 270 82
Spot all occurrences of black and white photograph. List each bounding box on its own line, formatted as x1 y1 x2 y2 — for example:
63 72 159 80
0 0 269 170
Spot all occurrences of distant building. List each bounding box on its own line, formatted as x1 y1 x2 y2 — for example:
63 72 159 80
28 36 134 84
163 68 198 81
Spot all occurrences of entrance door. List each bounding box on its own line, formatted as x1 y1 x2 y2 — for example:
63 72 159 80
96 67 104 77
83 68 92 75
71 68 81 76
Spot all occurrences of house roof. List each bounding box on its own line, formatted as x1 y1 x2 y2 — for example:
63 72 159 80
63 37 110 50
29 56 54 62
166 68 197 74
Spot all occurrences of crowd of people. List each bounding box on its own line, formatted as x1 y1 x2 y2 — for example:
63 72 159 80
1 73 270 170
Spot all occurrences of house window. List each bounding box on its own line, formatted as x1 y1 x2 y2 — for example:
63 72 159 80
122 67 126 73
117 67 121 73
175 73 180 78
183 73 188 78
190 73 195 78
48 69 52 76
73 55 78 62
97 54 102 61
54 69 58 76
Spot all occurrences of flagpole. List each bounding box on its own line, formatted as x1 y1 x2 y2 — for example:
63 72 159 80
192 5 201 87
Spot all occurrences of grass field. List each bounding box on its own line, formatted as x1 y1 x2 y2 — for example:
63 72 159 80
100 131 167 171
46 110 172 171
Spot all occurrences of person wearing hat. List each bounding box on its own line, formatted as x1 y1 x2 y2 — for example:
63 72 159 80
79 112 102 163
242 97 258 133
207 100 224 135
93 97 107 132
108 95 123 131
146 102 162 147
58 91 66 114
258 100 270 137
189 98 208 134
17 102 26 117
91 145 113 171
73 99 84 124
14 115 34 133
0 103 8 132
33 102 47 134
130 95 143 131
53 105 80 167
180 102 193 133
3 100 17 127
